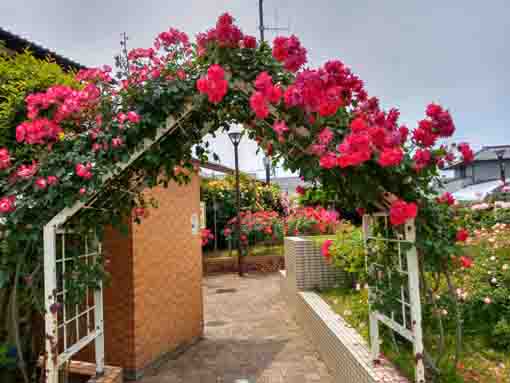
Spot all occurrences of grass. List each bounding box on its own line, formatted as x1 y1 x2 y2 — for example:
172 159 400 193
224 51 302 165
319 287 509 383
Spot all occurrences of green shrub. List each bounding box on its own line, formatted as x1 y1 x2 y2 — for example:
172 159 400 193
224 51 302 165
0 49 77 161
329 222 366 280
492 319 510 350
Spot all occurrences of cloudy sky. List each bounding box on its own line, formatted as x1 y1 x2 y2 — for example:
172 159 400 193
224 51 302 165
1 1 508 178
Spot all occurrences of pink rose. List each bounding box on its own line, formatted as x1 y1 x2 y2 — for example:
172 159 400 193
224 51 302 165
111 137 123 148
0 196 15 213
47 176 58 185
127 111 140 123
75 163 93 179
16 161 38 179
35 177 47 190
0 148 11 169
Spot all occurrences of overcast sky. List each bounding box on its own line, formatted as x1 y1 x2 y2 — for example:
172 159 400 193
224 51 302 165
1 1 508 178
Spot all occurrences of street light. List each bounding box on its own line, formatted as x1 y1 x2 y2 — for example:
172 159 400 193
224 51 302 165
495 149 506 185
262 155 271 184
228 130 243 277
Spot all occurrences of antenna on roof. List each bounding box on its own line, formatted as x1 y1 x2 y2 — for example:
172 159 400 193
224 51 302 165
258 0 290 42
115 32 130 77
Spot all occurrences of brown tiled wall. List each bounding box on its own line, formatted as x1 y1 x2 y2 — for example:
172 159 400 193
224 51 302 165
101 175 203 376
102 223 136 369
131 175 203 371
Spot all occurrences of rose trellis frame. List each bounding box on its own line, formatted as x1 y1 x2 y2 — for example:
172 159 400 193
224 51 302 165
43 228 104 382
362 213 425 383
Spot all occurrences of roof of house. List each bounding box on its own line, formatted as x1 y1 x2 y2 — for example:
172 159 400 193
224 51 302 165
0 26 85 71
451 179 502 201
445 145 510 169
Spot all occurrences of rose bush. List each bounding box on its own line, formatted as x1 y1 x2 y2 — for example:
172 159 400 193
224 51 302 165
201 173 285 250
223 210 283 254
285 206 339 235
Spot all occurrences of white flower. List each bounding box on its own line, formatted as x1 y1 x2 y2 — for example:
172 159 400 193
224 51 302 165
490 256 496 261
491 277 497 284
441 309 448 316
471 203 490 211
484 297 492 304
502 264 509 271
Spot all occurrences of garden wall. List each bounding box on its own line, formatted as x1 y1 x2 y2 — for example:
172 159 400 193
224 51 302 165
99 175 204 379
203 254 284 274
280 237 408 383
284 237 348 291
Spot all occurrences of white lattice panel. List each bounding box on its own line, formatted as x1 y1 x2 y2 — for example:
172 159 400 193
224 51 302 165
363 213 425 383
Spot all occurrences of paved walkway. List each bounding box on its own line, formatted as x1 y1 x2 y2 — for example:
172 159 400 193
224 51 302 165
141 273 333 383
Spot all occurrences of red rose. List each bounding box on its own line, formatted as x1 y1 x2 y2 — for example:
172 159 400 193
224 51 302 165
437 192 455 206
459 256 473 268
390 199 418 226
321 239 333 259
456 228 469 242
378 148 404 167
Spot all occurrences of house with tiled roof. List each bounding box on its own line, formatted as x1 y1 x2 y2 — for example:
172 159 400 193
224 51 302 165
442 145 510 195
0 26 84 71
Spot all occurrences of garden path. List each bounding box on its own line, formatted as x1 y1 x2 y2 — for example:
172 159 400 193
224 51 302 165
140 273 333 383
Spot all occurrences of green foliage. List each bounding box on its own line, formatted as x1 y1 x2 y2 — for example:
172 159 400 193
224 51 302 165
0 343 16 369
0 49 77 162
492 319 510 350
328 222 366 279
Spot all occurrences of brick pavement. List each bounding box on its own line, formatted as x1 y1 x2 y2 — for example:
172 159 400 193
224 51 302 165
140 273 333 383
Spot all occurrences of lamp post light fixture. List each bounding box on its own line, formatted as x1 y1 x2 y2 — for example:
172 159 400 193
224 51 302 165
262 155 271 184
228 130 244 277
495 149 506 185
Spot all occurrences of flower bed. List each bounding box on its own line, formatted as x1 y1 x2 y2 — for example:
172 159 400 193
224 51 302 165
320 286 509 383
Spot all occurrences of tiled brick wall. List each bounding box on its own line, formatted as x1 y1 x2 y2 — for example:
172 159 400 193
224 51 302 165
102 223 136 369
284 237 349 291
131 175 203 372
101 175 204 377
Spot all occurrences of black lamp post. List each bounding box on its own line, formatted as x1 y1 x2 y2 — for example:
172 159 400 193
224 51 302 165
496 149 506 185
263 155 271 184
228 131 243 277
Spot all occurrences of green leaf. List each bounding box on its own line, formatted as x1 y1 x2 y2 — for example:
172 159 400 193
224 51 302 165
0 270 8 288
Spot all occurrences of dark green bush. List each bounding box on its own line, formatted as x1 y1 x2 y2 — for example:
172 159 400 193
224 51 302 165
491 318 510 350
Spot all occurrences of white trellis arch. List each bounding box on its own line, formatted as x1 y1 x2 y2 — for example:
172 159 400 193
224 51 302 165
43 104 193 383
362 213 425 383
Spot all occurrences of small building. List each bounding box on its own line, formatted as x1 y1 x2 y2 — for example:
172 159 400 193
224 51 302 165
442 145 510 194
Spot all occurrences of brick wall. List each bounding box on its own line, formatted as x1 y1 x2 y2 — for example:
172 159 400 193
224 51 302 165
131 175 203 372
101 175 203 377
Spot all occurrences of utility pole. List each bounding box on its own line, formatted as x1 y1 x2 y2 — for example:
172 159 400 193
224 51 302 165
258 0 288 184
258 0 265 41
257 0 289 41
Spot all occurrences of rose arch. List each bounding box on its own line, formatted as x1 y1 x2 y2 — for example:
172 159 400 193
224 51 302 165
0 13 473 383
